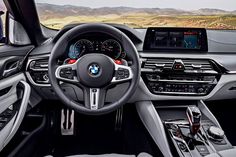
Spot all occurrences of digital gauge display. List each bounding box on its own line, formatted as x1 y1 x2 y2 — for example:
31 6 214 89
68 39 94 59
101 39 122 59
68 44 79 59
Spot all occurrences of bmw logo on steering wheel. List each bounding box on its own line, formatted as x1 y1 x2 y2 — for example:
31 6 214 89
88 64 100 76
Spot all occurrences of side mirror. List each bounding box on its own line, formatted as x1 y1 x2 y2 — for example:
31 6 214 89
0 11 5 43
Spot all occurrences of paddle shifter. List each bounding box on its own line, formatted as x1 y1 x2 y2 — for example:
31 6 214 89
186 106 202 136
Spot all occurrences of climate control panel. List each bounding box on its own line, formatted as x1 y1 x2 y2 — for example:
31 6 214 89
147 81 215 95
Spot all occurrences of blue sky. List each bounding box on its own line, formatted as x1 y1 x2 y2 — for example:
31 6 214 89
35 0 236 11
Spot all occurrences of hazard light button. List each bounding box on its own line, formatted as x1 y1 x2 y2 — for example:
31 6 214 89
172 59 185 71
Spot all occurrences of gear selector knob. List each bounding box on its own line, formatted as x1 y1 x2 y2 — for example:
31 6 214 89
186 106 202 135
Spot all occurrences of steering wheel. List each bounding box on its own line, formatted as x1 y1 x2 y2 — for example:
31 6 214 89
48 23 140 115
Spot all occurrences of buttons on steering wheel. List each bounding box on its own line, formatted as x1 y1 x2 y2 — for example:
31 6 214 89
59 67 76 80
115 68 130 80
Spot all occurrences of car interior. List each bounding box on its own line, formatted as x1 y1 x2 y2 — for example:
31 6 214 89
0 0 236 157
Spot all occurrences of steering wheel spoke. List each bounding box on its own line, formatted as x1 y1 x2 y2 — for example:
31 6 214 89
55 62 79 83
111 64 133 83
83 87 106 110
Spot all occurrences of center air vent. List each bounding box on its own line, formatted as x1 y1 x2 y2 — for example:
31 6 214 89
143 58 175 71
182 59 213 71
143 58 217 73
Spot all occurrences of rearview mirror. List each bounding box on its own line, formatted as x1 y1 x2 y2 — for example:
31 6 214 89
0 11 5 43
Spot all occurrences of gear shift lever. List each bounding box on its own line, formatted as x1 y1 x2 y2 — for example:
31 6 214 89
186 106 202 136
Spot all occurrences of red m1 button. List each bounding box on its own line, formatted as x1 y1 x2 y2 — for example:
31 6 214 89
68 59 77 64
114 60 122 65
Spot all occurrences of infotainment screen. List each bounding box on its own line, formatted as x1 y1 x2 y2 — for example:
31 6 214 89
143 28 208 51
183 32 200 49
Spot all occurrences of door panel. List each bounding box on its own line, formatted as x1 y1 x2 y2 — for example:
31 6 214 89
0 73 25 112
0 45 33 152
2 81 31 149
0 73 31 151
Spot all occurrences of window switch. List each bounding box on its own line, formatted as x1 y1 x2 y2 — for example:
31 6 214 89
0 116 8 122
0 122 4 129
3 109 14 118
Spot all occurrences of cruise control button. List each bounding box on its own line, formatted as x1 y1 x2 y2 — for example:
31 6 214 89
65 71 72 74
118 71 125 76
114 67 130 81
60 71 65 75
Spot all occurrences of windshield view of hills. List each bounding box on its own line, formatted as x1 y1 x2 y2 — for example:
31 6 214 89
4 3 236 29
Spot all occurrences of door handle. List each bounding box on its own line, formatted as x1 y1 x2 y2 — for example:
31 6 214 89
3 61 20 77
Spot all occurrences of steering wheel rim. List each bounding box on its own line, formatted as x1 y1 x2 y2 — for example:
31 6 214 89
48 23 140 115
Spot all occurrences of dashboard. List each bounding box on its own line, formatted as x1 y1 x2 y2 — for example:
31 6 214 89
26 24 236 102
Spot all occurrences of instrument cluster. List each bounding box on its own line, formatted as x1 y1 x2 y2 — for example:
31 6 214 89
66 38 126 63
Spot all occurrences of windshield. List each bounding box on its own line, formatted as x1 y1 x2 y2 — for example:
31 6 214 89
35 0 236 30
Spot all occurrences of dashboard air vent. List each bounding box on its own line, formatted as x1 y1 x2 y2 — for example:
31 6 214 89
182 59 213 71
143 58 175 71
143 58 216 73
29 59 49 70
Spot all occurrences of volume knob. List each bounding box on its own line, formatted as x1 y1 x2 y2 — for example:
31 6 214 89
208 126 224 140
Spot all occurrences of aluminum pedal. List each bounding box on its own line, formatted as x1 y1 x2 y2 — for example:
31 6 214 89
61 109 74 135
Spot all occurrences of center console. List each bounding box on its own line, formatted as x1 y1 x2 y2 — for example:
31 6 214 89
156 102 234 157
136 101 236 157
